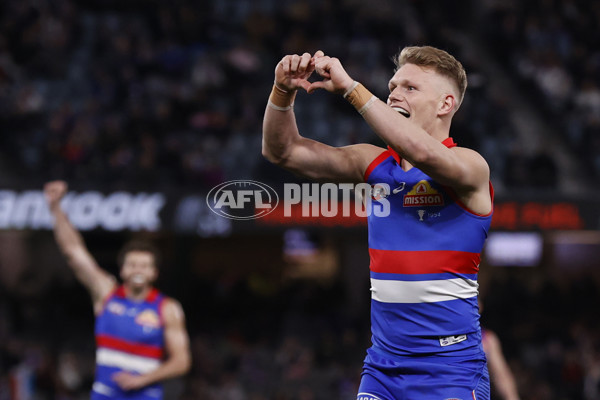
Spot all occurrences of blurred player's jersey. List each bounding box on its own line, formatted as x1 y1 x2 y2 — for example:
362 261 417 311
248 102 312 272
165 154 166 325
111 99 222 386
92 286 165 400
364 137 493 359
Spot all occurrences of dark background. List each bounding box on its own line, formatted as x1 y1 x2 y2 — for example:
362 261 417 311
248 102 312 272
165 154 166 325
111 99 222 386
2 0 600 399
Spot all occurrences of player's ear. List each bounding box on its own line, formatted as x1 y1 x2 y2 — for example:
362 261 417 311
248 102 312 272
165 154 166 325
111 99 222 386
438 93 456 116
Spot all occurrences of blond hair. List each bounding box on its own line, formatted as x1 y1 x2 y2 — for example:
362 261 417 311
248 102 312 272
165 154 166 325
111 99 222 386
394 46 467 108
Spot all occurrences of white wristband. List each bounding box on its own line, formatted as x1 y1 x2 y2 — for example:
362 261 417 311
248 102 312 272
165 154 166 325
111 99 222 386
274 81 290 93
358 95 378 115
343 81 360 98
268 100 293 111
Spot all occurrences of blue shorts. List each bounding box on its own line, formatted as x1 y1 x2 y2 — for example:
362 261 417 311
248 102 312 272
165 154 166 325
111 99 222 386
357 348 490 400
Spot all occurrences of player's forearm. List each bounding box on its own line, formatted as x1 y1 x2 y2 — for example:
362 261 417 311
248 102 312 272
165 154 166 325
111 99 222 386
140 355 191 386
51 207 87 258
262 103 301 165
343 82 437 164
496 372 520 400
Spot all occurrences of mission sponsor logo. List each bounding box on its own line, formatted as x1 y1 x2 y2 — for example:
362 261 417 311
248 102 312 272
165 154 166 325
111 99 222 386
403 180 444 207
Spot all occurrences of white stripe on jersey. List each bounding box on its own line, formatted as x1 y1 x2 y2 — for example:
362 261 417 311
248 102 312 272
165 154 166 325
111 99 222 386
370 277 478 303
96 347 160 374
92 382 113 396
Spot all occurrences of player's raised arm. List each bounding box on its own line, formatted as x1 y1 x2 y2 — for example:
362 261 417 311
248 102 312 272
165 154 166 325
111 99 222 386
262 51 383 183
44 181 116 312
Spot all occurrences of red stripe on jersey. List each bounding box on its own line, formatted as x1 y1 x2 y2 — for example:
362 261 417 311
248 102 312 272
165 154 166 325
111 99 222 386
364 150 392 181
146 288 160 302
96 334 163 359
369 248 480 275
442 137 457 148
386 146 401 164
112 286 160 302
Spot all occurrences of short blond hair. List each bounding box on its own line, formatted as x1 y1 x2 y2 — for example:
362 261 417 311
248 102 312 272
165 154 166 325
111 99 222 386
394 46 467 108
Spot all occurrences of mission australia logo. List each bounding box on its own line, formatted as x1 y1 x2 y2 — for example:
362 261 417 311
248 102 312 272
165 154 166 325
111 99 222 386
403 180 444 207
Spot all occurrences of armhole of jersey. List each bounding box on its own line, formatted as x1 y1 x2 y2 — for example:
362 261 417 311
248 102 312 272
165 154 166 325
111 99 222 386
364 150 391 182
158 297 167 327
443 181 494 217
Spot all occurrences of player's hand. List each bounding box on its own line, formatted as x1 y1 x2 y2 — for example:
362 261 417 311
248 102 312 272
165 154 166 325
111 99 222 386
112 371 148 391
274 50 323 92
43 180 68 212
307 54 354 95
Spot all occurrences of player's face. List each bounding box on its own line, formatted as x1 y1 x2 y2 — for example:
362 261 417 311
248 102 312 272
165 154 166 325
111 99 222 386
120 251 158 289
387 63 451 131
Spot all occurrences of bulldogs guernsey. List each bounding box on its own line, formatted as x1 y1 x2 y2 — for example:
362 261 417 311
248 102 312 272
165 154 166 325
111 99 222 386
364 137 493 359
93 286 165 399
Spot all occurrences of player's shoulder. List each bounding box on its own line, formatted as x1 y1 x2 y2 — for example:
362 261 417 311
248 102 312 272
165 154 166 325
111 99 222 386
452 144 487 161
336 143 387 182
160 296 186 320
452 145 490 175
348 143 387 155
160 296 183 309
343 143 387 165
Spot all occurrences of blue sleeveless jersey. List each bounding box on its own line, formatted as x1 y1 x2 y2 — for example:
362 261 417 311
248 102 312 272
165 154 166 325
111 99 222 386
364 138 493 359
92 286 165 400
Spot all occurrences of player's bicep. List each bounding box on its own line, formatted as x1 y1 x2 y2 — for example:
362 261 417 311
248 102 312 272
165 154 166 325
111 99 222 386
162 299 191 362
68 247 116 304
283 140 384 182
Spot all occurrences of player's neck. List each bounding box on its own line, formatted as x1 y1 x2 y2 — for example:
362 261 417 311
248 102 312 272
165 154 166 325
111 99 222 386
124 284 152 301
426 115 451 142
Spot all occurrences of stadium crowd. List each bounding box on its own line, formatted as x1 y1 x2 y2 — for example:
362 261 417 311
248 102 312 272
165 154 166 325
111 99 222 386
0 0 562 192
1 0 599 399
482 0 600 181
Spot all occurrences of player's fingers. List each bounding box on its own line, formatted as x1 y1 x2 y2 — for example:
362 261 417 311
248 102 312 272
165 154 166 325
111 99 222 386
314 59 331 78
307 80 328 94
280 56 291 74
290 54 302 72
295 79 312 92
312 50 325 61
314 56 330 69
298 52 312 73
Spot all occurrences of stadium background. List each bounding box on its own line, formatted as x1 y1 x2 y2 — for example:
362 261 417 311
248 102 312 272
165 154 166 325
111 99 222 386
1 0 600 399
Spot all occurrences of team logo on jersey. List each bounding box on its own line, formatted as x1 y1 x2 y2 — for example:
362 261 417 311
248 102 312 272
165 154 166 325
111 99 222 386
403 180 444 207
106 301 126 315
135 309 160 328
371 184 390 200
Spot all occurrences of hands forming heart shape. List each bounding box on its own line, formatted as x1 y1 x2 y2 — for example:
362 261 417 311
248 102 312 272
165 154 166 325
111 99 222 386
275 50 355 96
